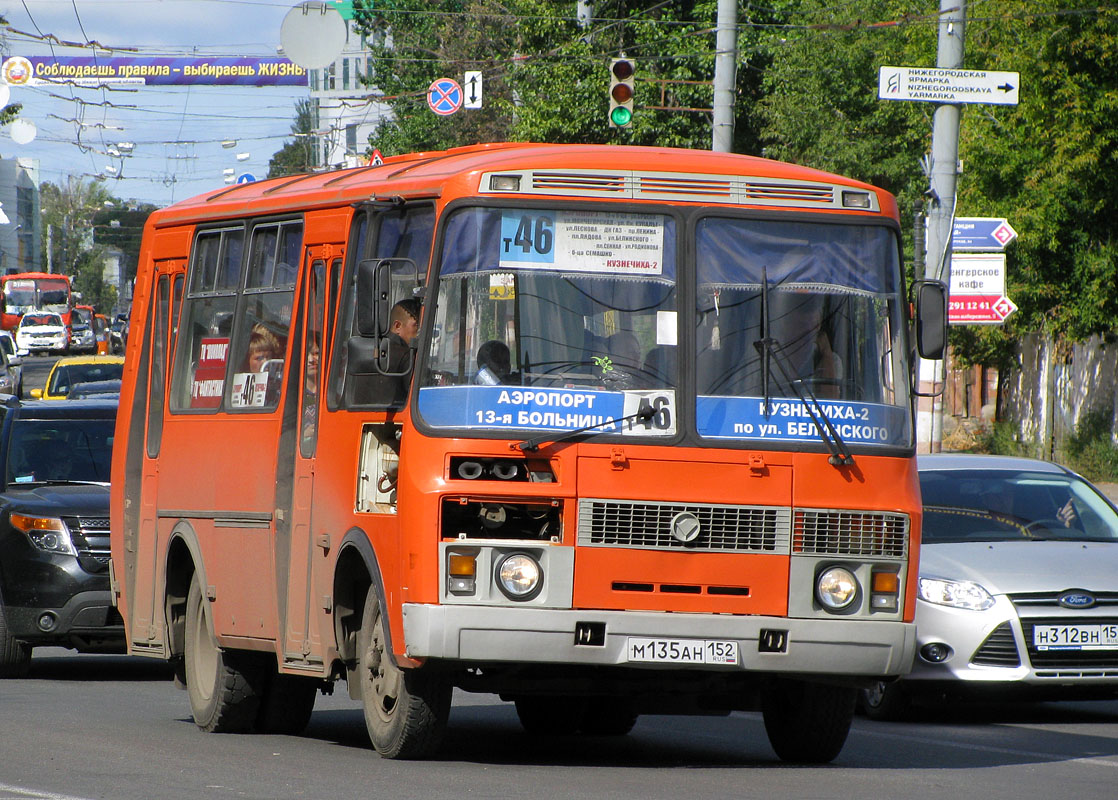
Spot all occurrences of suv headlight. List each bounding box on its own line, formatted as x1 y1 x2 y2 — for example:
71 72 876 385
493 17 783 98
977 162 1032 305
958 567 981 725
10 513 77 555
918 576 995 611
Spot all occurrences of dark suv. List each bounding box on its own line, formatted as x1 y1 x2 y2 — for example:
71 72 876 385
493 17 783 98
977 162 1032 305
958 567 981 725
0 397 120 677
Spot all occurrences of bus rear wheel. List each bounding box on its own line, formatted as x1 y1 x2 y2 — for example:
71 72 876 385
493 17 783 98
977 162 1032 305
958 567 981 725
761 678 856 764
184 577 262 732
357 586 450 758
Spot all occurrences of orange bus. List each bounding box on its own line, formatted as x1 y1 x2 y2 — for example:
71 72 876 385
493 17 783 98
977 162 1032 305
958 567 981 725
110 143 946 762
0 272 73 331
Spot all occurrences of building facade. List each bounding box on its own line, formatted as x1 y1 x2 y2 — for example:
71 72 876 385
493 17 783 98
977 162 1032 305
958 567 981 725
304 8 391 170
0 156 41 274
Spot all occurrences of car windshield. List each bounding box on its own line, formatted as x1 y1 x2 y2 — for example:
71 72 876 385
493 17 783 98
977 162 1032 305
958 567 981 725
5 417 115 485
920 468 1118 543
48 362 125 395
22 314 60 327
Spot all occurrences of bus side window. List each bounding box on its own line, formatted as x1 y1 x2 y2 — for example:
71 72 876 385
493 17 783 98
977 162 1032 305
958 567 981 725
226 221 301 412
170 227 243 411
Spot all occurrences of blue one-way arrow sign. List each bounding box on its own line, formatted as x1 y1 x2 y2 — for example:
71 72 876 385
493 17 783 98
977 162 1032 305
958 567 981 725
952 217 1018 251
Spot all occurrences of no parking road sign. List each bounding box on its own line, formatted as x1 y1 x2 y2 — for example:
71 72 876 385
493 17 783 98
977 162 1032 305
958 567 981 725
428 78 463 116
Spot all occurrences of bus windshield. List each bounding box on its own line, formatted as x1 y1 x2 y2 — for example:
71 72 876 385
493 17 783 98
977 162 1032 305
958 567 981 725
418 206 910 448
3 276 71 316
694 217 911 447
419 206 678 439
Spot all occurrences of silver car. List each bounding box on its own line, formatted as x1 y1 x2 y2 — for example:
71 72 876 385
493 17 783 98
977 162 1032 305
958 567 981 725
863 453 1118 719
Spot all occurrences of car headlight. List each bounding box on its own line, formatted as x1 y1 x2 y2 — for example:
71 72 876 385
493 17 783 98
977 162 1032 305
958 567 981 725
918 577 995 611
816 566 859 611
495 553 542 600
10 513 77 555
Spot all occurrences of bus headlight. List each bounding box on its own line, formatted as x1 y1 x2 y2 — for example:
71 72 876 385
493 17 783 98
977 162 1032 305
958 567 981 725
495 553 542 601
816 566 859 611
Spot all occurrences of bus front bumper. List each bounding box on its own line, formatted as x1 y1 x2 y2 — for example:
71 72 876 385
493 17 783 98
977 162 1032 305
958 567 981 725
402 604 916 677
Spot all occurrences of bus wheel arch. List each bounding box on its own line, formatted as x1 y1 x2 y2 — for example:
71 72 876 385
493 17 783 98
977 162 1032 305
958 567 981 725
165 524 205 671
332 529 378 683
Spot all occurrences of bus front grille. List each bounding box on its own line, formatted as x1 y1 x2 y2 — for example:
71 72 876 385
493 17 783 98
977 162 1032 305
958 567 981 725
577 499 791 553
793 509 909 558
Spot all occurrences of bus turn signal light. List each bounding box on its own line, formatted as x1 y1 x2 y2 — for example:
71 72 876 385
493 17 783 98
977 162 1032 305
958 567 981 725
871 570 900 611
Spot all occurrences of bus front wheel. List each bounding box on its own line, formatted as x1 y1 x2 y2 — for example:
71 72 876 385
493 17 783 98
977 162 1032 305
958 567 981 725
357 586 450 758
184 576 261 732
761 678 855 763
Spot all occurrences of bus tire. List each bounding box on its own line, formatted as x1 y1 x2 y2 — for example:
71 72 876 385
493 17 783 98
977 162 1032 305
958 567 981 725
0 600 32 678
256 672 318 735
184 577 262 733
514 696 587 735
357 585 449 759
761 678 855 764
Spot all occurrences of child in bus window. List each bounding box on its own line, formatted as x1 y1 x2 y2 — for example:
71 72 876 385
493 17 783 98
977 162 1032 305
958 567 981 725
245 323 283 373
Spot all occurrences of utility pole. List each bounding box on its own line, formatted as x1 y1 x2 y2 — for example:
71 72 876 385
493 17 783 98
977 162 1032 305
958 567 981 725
711 0 738 152
920 0 966 452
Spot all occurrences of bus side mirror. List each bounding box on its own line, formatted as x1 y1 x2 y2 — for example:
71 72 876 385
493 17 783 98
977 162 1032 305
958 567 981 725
355 258 391 337
913 280 947 360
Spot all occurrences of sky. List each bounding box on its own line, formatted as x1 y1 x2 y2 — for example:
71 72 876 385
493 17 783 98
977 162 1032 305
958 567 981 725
1 0 318 208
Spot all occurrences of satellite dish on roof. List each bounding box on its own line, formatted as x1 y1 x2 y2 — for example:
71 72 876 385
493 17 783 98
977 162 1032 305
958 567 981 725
280 2 347 69
10 118 36 145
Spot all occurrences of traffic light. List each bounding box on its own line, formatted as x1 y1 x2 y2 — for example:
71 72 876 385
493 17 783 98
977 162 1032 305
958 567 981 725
609 57 635 127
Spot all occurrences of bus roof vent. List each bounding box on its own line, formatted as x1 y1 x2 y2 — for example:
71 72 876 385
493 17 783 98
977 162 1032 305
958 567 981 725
480 170 870 210
532 171 629 194
741 180 834 205
636 174 734 200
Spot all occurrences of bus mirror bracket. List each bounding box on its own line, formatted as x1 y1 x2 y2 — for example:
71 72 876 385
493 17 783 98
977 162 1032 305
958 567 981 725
913 279 947 360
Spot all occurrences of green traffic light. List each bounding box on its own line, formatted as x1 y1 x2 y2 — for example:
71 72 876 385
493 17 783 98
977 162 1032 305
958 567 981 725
610 106 632 126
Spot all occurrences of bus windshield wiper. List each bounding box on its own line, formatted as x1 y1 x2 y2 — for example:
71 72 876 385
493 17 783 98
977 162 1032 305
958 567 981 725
752 273 854 467
514 405 655 452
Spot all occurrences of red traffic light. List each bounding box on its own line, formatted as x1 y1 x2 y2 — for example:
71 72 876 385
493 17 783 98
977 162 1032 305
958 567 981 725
611 59 635 81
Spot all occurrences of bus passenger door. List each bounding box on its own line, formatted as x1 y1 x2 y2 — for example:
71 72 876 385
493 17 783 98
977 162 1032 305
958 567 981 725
282 250 334 667
133 262 182 651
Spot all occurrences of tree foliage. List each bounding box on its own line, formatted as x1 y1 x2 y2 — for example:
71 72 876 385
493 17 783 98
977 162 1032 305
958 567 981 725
351 0 754 154
268 98 318 178
272 0 1116 370
39 178 155 312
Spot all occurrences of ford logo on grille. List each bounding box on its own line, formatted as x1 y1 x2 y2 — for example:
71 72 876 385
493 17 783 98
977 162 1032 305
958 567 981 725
670 512 701 544
1058 590 1096 609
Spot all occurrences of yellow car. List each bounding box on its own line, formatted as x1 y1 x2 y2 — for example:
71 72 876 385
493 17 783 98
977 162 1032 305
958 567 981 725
30 355 125 401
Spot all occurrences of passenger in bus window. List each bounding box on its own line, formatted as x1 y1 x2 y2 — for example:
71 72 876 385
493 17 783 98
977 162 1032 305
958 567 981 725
776 295 840 398
243 323 284 406
386 299 421 371
475 340 511 385
245 323 283 373
355 298 422 408
301 336 320 442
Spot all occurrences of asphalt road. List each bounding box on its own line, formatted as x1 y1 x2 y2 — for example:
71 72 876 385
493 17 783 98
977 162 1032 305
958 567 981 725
1 649 1117 800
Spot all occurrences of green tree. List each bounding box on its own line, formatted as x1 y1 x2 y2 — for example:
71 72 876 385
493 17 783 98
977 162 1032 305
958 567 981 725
351 0 757 156
268 98 319 178
752 1 937 262
959 2 1118 356
39 178 119 312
